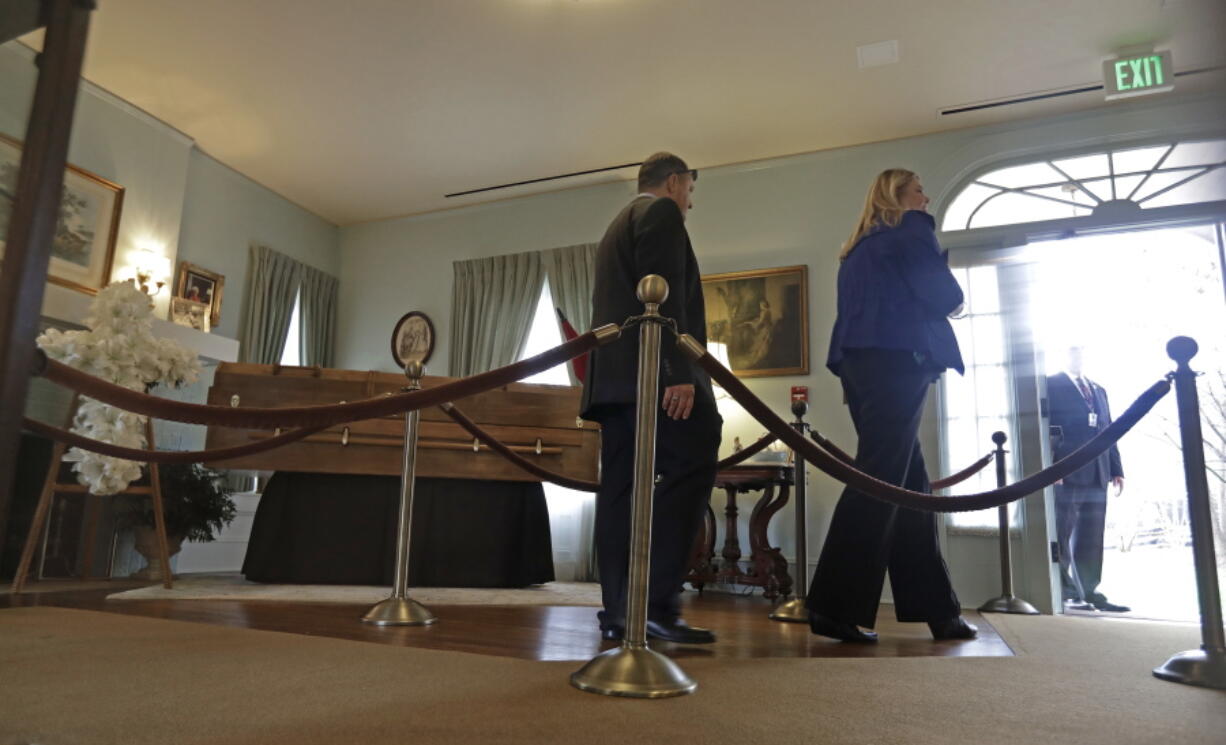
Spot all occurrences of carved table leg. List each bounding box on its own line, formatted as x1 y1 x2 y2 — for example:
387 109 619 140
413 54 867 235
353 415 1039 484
749 483 794 601
719 486 742 582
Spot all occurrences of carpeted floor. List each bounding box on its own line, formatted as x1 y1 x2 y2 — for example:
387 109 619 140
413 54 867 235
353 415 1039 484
105 575 602 606
1 606 1222 745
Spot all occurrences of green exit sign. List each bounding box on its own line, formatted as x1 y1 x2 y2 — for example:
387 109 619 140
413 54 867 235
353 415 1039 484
1103 50 1174 100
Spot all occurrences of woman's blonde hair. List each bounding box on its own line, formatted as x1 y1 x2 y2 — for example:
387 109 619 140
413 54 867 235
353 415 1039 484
839 168 918 261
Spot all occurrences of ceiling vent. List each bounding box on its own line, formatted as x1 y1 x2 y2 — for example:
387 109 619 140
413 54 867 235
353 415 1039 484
856 40 899 69
445 162 641 198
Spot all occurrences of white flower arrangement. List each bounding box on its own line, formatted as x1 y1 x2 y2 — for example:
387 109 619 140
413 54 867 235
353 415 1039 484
37 281 201 495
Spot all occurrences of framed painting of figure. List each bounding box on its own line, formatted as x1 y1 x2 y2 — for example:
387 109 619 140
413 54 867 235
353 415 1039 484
0 133 124 295
701 264 809 378
391 311 435 368
175 262 225 327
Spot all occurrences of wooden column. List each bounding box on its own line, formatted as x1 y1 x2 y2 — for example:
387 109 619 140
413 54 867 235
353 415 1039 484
0 0 95 573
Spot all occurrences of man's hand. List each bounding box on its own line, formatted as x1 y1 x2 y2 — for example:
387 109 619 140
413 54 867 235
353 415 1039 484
662 384 695 420
1112 476 1124 497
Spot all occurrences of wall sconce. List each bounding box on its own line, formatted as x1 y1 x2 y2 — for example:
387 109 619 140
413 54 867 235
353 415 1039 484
133 248 170 297
707 342 731 400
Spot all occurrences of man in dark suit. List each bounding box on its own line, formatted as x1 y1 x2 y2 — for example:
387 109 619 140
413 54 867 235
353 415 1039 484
580 152 721 644
1048 344 1128 613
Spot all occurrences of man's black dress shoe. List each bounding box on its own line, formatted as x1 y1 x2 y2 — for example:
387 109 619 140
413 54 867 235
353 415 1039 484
928 616 978 640
1092 600 1131 613
645 618 716 644
600 620 716 644
807 611 878 643
1065 600 1096 611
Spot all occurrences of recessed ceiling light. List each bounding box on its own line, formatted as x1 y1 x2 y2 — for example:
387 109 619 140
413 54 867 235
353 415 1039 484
857 40 899 69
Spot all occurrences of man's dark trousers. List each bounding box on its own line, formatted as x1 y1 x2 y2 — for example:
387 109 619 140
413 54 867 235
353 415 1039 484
806 349 961 629
1055 484 1108 603
593 400 721 630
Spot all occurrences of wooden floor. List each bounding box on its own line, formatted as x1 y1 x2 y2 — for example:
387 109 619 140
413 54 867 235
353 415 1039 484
1 580 1013 662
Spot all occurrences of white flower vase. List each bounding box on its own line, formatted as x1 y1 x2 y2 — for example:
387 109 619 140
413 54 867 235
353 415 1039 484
130 525 184 581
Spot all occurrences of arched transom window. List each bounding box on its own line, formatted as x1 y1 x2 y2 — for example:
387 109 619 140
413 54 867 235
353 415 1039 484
942 138 1226 231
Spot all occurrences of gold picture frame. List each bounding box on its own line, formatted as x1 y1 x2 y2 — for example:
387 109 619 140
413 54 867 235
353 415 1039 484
702 264 809 378
175 261 225 327
170 297 211 333
0 132 124 295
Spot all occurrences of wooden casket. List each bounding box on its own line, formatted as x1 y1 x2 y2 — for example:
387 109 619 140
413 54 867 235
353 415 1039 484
203 362 600 482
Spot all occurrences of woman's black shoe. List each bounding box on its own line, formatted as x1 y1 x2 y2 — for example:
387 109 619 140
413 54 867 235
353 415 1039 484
928 616 978 640
808 611 878 643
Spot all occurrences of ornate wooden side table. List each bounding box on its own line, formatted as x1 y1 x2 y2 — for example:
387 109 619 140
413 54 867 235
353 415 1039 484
685 462 794 600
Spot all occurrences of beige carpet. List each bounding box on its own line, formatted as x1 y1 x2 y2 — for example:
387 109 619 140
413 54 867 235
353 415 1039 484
106 575 601 606
2 607 1223 745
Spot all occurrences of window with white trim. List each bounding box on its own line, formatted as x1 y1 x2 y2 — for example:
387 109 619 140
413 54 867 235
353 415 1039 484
940 265 1021 529
942 139 1226 232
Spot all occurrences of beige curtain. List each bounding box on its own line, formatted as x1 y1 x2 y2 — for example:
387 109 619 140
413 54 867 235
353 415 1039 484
449 252 545 376
240 245 302 364
540 243 598 385
299 263 339 367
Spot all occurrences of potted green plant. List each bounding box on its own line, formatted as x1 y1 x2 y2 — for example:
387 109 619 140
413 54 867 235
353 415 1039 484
117 463 237 580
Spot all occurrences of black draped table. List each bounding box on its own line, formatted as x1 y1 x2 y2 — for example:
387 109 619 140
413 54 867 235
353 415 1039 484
242 472 555 587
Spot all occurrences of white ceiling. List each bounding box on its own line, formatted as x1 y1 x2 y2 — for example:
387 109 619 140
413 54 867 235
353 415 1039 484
20 0 1226 225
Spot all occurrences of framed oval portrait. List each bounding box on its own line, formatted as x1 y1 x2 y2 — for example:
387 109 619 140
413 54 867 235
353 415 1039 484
391 311 435 368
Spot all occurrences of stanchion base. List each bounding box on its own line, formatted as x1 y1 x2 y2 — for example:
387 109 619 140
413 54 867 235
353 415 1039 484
1153 648 1226 690
570 644 696 698
769 597 809 623
978 595 1040 615
361 596 437 626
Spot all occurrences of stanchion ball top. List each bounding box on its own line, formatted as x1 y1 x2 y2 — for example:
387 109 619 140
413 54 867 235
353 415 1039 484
637 274 670 306
1166 336 1198 364
791 399 809 418
404 359 425 381
992 431 1007 446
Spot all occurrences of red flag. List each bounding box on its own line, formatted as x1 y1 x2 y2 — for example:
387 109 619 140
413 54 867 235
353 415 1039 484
555 308 587 383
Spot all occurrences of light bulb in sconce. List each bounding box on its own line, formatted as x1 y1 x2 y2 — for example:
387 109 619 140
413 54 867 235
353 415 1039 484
707 342 731 400
133 248 170 297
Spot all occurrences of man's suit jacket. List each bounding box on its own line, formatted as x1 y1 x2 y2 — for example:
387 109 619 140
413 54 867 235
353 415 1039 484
580 195 714 420
1047 371 1124 490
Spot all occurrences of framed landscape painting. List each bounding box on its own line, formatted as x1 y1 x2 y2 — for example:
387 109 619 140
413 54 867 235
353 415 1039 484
0 133 124 295
702 264 809 378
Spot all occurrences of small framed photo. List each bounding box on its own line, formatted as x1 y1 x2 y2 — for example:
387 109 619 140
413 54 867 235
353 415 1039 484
702 264 809 378
175 262 224 327
391 311 435 368
170 297 211 332
0 132 124 295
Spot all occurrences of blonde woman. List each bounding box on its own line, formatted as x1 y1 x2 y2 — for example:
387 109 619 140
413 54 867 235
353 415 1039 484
806 169 976 643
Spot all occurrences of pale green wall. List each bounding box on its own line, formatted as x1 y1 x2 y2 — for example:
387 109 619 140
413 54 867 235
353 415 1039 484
336 91 1226 607
177 148 339 342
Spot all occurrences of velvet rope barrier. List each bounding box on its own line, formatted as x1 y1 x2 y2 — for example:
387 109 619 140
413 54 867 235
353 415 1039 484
33 328 613 430
21 416 332 464
931 451 996 490
439 403 601 492
807 428 994 490
678 334 1171 513
714 432 778 469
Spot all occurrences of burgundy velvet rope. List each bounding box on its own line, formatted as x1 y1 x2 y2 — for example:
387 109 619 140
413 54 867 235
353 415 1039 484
715 432 778 469
808 428 993 489
35 332 603 429
21 417 332 464
439 404 600 492
688 341 1171 513
931 452 996 490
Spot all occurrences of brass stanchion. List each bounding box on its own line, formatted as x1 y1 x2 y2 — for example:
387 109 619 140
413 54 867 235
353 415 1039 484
1153 337 1226 689
978 431 1040 615
362 359 437 627
570 275 696 698
770 399 810 622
